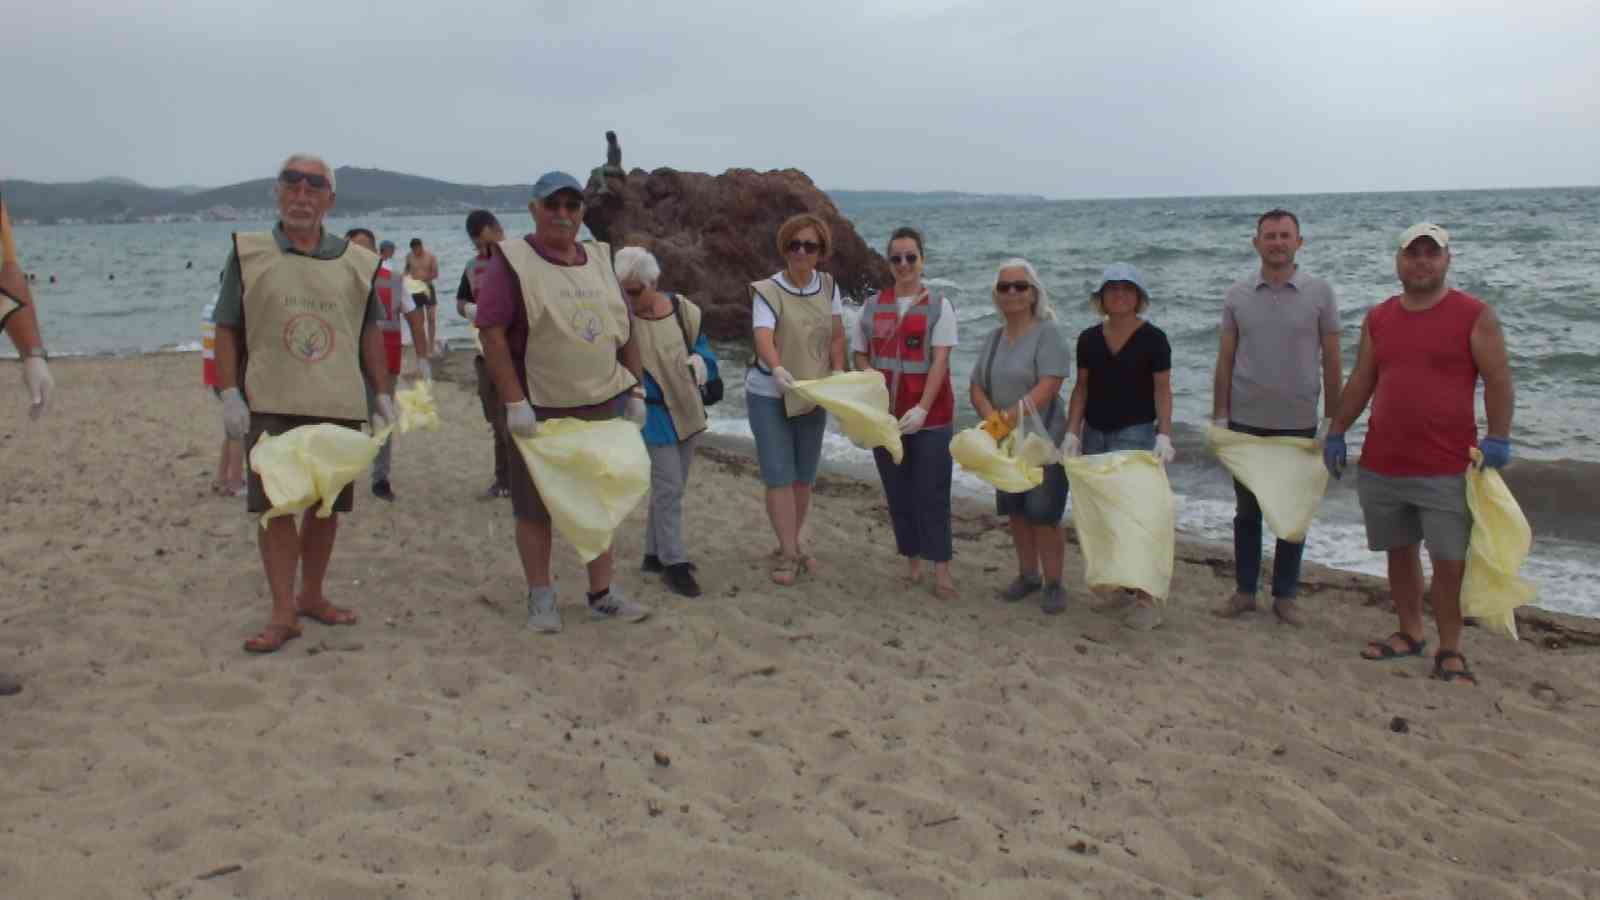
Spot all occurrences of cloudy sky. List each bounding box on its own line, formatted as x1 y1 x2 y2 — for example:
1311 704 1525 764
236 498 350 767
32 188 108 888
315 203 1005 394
6 0 1596 197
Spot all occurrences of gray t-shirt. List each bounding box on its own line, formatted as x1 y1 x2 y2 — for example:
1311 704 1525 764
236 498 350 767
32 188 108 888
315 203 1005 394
1221 270 1339 430
971 320 1072 442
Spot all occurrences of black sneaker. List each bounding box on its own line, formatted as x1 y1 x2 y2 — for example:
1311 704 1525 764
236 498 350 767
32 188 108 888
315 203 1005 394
372 480 396 502
640 554 665 573
664 562 702 598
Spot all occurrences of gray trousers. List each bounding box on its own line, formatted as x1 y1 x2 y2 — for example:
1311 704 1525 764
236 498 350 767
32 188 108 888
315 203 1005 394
644 433 701 565
366 381 393 484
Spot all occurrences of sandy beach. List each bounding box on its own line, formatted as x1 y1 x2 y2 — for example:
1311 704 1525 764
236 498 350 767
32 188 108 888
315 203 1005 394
3 351 1599 900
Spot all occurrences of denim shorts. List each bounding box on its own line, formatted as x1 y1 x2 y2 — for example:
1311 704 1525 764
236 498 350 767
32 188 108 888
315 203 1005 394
1082 420 1157 455
748 394 828 488
996 463 1069 525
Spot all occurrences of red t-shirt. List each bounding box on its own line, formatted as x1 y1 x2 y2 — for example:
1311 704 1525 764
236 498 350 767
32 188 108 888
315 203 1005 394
1359 289 1485 477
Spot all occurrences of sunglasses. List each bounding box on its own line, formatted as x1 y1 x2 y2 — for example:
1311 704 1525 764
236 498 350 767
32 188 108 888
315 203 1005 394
996 281 1032 294
889 253 919 265
541 197 583 213
622 285 647 297
786 240 822 255
279 170 331 191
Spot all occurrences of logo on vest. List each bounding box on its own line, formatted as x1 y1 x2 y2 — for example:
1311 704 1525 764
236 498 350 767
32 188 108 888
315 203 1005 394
809 323 831 364
570 307 603 343
283 314 335 363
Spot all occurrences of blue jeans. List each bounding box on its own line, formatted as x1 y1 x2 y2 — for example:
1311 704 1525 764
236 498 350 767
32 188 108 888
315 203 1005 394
1229 421 1317 598
873 427 954 562
1081 420 1156 454
747 394 828 488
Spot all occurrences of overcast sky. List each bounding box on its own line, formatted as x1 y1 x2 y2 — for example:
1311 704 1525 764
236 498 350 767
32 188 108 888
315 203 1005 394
6 0 1597 198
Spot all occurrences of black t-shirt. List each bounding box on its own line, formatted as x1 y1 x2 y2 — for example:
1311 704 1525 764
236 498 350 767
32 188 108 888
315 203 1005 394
456 268 473 302
1076 321 1172 431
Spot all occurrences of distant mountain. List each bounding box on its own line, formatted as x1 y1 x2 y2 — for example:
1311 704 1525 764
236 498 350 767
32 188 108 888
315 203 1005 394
827 189 1052 208
1 167 533 223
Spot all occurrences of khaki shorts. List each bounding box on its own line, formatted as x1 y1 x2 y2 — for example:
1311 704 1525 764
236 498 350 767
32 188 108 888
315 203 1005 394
507 397 624 523
246 413 362 515
1356 468 1471 561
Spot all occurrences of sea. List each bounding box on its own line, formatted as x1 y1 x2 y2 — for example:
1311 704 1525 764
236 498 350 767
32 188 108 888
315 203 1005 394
9 186 1598 618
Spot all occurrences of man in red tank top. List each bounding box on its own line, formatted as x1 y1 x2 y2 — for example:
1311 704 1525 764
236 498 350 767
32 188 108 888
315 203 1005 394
1323 223 1515 686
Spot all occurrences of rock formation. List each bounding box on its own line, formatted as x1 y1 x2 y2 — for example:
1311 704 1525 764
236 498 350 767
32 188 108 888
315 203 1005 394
583 167 890 340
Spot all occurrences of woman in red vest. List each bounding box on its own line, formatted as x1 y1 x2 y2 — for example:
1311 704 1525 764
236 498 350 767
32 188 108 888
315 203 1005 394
851 227 959 598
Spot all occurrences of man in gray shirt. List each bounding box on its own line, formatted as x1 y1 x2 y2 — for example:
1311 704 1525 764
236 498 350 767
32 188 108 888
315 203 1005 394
1211 209 1342 626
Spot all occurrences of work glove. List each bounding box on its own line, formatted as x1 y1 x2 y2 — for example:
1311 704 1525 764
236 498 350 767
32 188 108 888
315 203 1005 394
1323 433 1347 479
219 387 250 440
1314 418 1332 449
1479 436 1512 470
772 366 797 394
22 356 52 420
460 301 477 321
1154 434 1176 465
897 405 927 435
415 357 432 382
687 355 708 388
505 399 538 438
625 392 648 428
372 393 397 432
1059 432 1081 458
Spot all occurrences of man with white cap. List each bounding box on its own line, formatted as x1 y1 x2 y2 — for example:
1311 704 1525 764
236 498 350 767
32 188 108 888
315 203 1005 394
474 170 651 633
1324 222 1515 685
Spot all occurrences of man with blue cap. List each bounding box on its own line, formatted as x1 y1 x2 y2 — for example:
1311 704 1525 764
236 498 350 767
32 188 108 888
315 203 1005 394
473 171 651 633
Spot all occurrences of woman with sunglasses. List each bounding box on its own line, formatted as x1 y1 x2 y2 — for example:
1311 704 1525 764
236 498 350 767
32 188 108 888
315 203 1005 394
615 246 719 598
851 227 959 599
1063 262 1174 630
970 259 1072 614
747 213 848 586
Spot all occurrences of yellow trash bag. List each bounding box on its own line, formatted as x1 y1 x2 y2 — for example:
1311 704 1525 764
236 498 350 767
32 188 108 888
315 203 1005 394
512 418 651 563
790 372 904 463
951 427 1043 494
1062 451 1175 602
396 380 441 433
250 423 392 527
1461 449 1536 639
1205 425 1329 543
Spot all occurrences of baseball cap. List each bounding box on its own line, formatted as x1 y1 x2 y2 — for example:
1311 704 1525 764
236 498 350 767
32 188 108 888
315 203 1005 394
378 240 395 252
1092 262 1150 302
531 171 583 200
1399 222 1450 250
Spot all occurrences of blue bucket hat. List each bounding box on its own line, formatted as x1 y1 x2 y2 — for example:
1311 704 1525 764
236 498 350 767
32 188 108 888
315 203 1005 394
531 171 584 200
1092 262 1150 303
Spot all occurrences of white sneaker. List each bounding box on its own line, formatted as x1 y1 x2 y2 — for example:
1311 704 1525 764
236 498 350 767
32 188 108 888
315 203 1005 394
526 586 563 633
587 588 651 623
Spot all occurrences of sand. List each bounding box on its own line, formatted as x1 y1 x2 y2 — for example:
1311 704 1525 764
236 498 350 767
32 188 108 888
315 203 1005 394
2 352 1599 900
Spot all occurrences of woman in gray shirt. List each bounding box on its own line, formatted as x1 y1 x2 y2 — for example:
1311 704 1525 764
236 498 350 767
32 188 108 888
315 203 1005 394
969 258 1073 614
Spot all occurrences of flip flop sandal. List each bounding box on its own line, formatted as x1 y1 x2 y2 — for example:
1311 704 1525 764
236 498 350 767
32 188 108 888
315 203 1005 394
1362 631 1426 661
770 556 802 587
244 623 302 654
1431 649 1478 685
297 602 358 626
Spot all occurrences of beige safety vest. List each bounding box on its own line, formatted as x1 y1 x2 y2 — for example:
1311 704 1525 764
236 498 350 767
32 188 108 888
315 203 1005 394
235 231 377 421
637 295 707 440
498 239 636 407
752 273 836 417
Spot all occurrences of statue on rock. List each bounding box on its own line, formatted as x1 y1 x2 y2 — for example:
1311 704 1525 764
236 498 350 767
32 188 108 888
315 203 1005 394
583 166 891 340
587 131 627 199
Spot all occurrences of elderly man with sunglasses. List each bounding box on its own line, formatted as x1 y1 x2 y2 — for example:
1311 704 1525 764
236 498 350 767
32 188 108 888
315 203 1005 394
473 171 651 633
212 153 394 654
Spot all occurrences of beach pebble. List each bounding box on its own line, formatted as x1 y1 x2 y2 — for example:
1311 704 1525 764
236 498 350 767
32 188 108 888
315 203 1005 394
1389 716 1410 734
652 750 671 767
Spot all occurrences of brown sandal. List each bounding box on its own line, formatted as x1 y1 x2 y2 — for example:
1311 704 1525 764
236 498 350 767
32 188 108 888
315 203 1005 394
297 601 358 626
244 623 303 654
770 555 802 587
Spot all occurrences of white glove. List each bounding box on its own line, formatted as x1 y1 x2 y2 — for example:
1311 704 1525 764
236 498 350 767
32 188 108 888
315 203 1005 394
1154 433 1176 464
22 356 53 420
1059 432 1081 458
1314 417 1332 448
460 301 477 321
897 405 927 435
219 387 250 440
416 357 432 382
687 354 708 388
506 399 538 438
772 366 797 393
372 393 397 432
625 392 648 427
